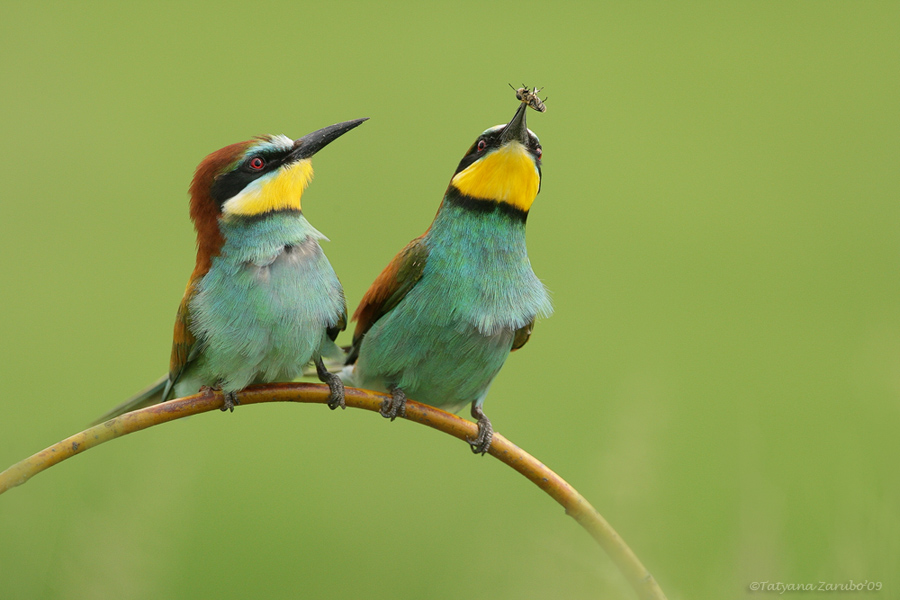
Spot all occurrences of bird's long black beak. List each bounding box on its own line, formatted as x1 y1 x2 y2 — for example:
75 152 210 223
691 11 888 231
500 103 528 145
290 118 368 160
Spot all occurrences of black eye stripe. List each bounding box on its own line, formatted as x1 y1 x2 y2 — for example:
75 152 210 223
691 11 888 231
244 150 285 172
211 148 293 205
452 131 542 175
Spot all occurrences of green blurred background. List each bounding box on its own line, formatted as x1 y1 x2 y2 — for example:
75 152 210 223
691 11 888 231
1 2 897 598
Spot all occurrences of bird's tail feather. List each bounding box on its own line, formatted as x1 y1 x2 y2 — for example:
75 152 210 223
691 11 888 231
91 375 168 425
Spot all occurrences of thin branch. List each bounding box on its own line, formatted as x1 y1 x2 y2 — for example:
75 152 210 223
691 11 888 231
0 383 667 600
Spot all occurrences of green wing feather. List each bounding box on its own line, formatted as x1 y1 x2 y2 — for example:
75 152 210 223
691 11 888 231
162 277 203 401
346 236 429 364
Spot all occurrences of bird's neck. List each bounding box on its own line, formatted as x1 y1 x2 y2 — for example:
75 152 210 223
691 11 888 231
439 183 531 225
215 211 326 263
427 189 530 259
449 142 540 213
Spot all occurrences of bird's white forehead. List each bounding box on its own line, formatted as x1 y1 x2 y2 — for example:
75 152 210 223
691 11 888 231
481 124 540 144
247 134 294 156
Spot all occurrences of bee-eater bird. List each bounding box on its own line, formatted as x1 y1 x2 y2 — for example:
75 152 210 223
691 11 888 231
96 118 367 423
343 102 551 454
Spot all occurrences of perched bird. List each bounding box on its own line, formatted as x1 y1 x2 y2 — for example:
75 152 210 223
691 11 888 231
344 102 551 454
96 119 367 423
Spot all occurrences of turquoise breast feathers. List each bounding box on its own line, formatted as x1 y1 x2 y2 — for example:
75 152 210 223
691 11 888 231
352 203 551 412
179 212 345 397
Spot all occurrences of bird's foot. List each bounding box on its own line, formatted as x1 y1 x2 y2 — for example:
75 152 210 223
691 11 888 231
380 386 407 421
315 356 345 410
221 390 240 412
467 405 493 455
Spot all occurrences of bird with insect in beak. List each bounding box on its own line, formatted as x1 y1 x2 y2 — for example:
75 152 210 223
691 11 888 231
343 96 551 454
96 118 367 423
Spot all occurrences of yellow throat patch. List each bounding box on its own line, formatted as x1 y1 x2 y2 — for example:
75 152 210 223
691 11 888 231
222 159 314 217
450 142 540 212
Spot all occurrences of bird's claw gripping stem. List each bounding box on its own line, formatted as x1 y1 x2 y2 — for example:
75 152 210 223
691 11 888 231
315 356 345 410
199 385 240 412
221 390 240 412
467 405 493 455
381 386 407 421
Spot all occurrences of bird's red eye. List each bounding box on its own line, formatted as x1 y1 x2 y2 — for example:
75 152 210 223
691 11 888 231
535 146 542 159
477 139 487 152
249 157 265 170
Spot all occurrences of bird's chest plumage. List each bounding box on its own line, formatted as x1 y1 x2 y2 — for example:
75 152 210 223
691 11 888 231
356 205 551 410
188 213 344 389
417 209 551 335
399 205 552 336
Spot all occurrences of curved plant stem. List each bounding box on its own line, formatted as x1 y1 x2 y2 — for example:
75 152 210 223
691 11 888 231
0 383 667 600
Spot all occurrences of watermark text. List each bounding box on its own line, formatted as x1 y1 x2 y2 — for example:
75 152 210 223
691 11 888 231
749 580 881 593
